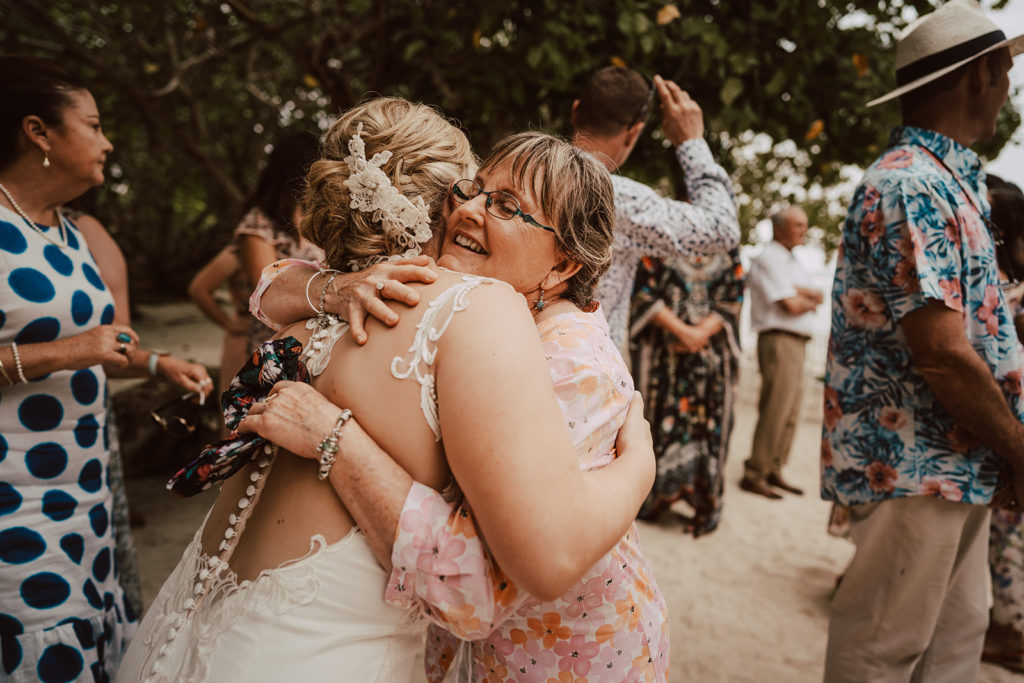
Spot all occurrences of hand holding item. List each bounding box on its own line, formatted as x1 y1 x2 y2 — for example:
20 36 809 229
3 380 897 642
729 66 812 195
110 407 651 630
325 255 438 345
237 380 342 461
654 75 704 145
154 355 214 402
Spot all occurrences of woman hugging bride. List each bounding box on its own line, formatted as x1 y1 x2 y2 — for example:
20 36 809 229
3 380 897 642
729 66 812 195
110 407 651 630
118 96 667 682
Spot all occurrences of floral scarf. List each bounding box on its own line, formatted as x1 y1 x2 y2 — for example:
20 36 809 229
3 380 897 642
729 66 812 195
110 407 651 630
167 336 308 497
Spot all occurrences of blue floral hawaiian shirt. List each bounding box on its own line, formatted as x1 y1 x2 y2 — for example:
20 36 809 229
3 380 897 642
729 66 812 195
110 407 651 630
821 126 1024 507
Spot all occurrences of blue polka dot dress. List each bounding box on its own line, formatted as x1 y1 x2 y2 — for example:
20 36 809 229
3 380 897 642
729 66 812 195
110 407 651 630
0 205 137 682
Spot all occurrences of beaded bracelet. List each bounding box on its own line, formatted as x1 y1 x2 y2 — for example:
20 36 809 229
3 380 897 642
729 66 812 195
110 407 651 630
318 271 340 316
317 408 353 480
10 342 28 384
0 356 13 385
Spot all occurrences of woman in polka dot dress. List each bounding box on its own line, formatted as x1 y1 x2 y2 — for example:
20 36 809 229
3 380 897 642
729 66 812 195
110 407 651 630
0 56 212 682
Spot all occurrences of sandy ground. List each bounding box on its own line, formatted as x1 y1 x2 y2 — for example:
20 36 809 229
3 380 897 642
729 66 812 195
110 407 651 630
121 301 1021 682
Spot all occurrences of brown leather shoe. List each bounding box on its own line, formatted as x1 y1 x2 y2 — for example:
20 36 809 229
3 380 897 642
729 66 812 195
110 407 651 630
766 473 804 496
739 477 783 500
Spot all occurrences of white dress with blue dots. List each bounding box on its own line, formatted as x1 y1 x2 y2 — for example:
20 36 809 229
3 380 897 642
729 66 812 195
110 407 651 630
0 205 137 682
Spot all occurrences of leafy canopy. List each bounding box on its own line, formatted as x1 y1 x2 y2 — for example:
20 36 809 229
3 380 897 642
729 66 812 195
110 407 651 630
1 0 1017 297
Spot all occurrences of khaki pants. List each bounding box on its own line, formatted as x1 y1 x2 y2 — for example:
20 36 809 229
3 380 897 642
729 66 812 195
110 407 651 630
824 496 990 683
743 331 806 482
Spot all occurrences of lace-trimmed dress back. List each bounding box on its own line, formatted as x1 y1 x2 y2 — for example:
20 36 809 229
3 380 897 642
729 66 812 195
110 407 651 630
117 275 493 683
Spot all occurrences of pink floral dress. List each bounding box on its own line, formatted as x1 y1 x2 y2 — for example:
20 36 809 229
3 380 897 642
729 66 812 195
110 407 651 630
386 306 670 682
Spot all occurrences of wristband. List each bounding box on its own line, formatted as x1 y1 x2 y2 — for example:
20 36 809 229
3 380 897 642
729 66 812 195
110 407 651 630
149 350 170 377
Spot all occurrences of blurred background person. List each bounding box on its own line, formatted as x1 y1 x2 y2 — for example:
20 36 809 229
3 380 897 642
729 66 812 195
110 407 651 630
187 244 251 416
741 205 822 499
233 131 322 352
983 173 1024 674
629 246 743 535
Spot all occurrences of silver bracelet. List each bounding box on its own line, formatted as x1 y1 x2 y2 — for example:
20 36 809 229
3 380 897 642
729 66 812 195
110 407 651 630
10 342 27 384
317 408 353 480
318 271 340 316
306 269 342 316
0 356 13 385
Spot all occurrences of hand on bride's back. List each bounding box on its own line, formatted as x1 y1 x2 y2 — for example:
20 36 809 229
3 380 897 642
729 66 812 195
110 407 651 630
615 392 656 492
236 381 339 460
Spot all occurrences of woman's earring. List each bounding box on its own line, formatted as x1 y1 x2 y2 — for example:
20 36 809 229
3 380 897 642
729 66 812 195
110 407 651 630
42 154 50 169
534 288 546 311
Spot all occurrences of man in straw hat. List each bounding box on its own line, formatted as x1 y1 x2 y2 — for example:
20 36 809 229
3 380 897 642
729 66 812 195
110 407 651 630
821 0 1023 680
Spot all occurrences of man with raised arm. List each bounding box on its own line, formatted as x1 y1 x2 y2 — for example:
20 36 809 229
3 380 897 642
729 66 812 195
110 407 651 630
572 66 739 348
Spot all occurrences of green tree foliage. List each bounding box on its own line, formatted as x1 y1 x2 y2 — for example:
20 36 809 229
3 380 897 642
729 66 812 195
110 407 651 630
1 0 1017 298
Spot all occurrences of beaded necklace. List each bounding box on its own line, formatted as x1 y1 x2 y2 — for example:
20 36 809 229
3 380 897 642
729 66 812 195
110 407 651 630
0 181 68 249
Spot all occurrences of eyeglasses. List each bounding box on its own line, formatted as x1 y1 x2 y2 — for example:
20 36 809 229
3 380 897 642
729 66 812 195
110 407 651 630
150 392 197 438
627 76 657 129
451 179 555 233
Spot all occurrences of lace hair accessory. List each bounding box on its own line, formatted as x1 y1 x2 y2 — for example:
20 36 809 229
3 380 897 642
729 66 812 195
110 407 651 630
343 122 432 270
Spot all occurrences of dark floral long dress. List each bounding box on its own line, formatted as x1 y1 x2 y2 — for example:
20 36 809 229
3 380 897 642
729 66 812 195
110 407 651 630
629 248 744 536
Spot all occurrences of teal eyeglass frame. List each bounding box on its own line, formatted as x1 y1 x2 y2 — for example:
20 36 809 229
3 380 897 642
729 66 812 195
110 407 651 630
451 179 555 233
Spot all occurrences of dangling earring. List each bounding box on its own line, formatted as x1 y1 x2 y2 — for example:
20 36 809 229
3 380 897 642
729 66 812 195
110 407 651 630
534 288 546 312
42 153 50 169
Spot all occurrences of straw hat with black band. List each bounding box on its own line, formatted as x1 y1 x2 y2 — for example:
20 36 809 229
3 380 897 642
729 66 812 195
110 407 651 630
867 0 1024 108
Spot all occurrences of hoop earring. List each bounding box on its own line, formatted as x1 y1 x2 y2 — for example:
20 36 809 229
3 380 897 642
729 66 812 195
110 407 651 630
534 288 546 312
42 154 50 169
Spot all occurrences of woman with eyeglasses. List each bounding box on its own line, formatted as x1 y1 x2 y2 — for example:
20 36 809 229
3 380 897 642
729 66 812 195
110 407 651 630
119 97 667 682
0 55 213 681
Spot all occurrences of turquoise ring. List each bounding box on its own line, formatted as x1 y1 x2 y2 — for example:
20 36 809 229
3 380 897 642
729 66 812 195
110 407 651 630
116 332 132 344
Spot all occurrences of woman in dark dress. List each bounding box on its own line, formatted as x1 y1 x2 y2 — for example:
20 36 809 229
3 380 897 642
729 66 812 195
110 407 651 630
630 248 744 535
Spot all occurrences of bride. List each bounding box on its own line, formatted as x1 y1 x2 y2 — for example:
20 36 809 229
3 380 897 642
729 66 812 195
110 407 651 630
117 97 660 682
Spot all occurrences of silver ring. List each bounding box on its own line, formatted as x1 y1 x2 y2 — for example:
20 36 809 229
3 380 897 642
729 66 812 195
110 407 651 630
118 343 127 355
375 280 385 291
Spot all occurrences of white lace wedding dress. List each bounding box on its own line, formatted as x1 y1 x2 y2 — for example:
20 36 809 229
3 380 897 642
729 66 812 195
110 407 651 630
116 276 489 683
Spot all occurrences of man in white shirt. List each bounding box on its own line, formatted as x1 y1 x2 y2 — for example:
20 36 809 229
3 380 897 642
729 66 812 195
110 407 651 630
741 206 822 499
572 66 740 349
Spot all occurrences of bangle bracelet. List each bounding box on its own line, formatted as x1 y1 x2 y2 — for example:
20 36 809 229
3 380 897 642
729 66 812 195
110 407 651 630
148 350 171 377
11 342 27 384
317 408 353 480
304 271 321 315
306 269 342 316
0 356 13 385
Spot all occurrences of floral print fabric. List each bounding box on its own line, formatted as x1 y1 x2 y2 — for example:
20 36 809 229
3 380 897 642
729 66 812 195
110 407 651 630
596 139 739 348
990 509 1024 631
167 337 308 497
629 250 744 535
822 126 1024 507
386 307 669 682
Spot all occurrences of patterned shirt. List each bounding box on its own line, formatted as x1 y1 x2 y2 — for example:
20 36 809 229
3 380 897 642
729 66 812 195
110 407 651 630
597 138 739 348
822 126 1024 507
386 307 669 682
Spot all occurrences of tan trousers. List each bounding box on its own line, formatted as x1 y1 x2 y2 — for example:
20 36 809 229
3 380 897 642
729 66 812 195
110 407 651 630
743 331 806 482
824 496 991 683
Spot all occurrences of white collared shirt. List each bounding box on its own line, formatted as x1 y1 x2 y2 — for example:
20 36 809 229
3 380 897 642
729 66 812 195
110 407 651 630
747 240 817 337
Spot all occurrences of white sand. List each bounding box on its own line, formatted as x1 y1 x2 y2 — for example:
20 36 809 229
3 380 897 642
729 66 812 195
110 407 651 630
122 302 1021 681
